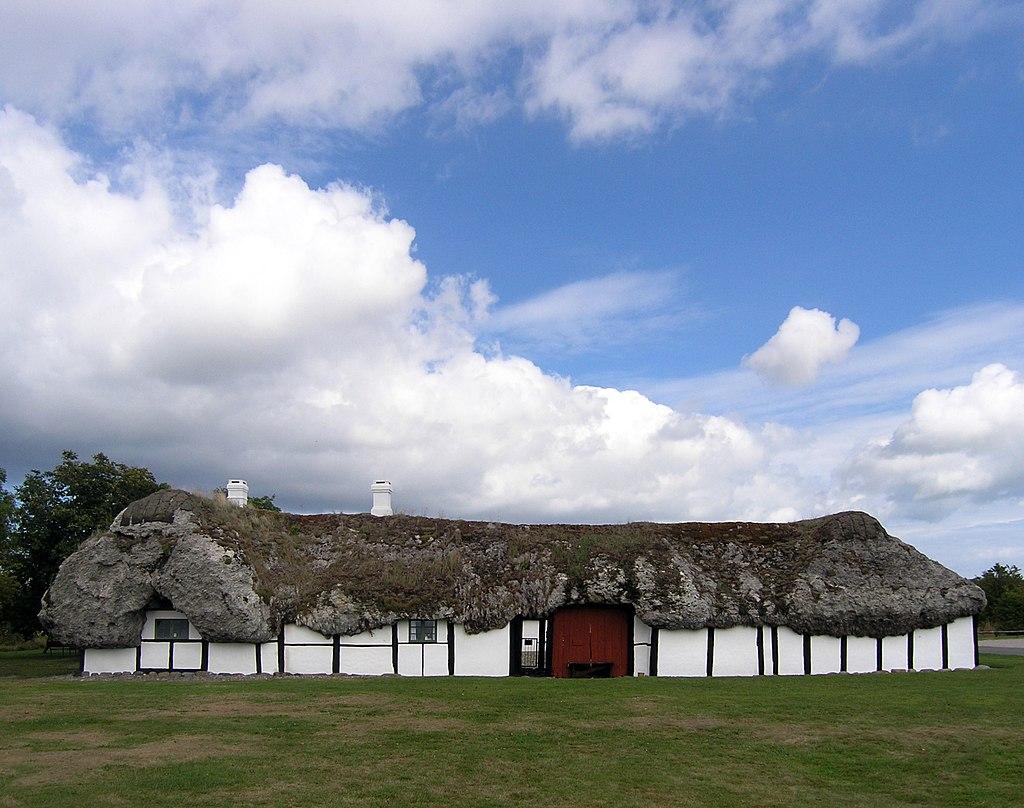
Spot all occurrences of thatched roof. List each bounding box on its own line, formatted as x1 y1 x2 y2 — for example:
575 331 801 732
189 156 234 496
40 489 985 648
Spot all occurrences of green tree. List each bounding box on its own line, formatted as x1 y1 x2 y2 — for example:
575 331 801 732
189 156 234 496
5 451 164 637
248 494 281 512
973 563 1024 631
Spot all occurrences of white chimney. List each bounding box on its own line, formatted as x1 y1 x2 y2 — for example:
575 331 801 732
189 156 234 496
370 480 393 517
226 479 249 508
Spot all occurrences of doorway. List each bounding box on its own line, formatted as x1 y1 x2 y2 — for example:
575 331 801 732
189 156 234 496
551 605 632 678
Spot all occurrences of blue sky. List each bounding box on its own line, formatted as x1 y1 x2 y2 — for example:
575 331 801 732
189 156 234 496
0 1 1022 574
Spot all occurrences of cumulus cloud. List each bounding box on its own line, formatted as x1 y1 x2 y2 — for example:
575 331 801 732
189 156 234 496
844 364 1024 519
744 307 860 386
0 1 1005 141
2 107 1022 574
0 107 790 523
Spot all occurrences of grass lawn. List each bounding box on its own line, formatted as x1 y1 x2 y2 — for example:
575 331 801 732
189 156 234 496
1 651 1021 807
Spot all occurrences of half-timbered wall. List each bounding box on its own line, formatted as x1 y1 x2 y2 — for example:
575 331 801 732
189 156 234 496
81 611 980 678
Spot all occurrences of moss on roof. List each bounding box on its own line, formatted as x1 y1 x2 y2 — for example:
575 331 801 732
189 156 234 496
40 489 986 648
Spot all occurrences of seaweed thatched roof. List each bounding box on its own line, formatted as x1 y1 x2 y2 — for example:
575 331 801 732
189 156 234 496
40 489 985 648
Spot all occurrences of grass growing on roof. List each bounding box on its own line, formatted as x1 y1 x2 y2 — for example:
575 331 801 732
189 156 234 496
0 650 1021 807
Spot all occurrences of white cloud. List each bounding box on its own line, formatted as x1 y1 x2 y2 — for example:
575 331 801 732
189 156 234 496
0 1 1006 142
1 108 1022 575
485 271 685 354
744 306 860 386
0 107 780 524
843 364 1024 519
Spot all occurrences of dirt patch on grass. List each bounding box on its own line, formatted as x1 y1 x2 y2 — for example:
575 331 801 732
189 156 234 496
1 734 247 787
20 729 113 746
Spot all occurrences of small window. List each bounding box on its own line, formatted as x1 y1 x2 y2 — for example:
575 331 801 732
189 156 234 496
155 618 190 640
409 619 437 643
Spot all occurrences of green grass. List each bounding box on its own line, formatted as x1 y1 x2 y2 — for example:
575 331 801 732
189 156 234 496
1 651 1021 807
0 649 80 679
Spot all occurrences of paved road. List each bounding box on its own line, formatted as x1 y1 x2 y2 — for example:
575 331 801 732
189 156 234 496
978 638 1024 656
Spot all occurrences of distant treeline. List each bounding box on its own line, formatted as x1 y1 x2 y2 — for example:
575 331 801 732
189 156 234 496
972 564 1024 632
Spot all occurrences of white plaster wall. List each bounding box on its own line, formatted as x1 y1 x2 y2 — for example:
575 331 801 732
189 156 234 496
339 628 391 647
761 627 775 675
174 642 203 670
260 642 278 673
947 617 976 669
286 645 333 674
773 626 803 675
453 623 509 676
140 641 169 669
208 642 257 674
810 635 842 674
398 643 424 676
84 647 135 674
914 626 943 670
657 629 707 677
423 643 449 676
845 636 877 673
340 646 393 675
142 609 197 639
712 626 759 677
285 624 332 644
881 634 909 670
522 619 540 640
633 617 652 645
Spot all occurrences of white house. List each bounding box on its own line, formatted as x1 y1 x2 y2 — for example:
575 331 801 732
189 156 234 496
42 485 985 678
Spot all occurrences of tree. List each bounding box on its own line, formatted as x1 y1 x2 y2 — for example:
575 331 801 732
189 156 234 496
248 494 281 512
973 563 1024 631
4 452 165 637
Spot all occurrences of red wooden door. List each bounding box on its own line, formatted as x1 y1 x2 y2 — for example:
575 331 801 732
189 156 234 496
551 606 631 678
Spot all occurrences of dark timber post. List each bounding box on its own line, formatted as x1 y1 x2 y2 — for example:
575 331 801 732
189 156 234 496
756 626 765 675
972 615 980 667
508 617 523 676
840 636 847 673
706 628 715 677
771 627 779 676
332 634 340 674
277 627 285 674
447 621 455 675
391 623 399 674
876 637 883 671
907 632 915 670
201 639 209 672
802 634 811 675
941 624 949 670
649 627 660 677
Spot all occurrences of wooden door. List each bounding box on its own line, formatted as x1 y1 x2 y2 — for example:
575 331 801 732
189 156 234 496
551 606 631 678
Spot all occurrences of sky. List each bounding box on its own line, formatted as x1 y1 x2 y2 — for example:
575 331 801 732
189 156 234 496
0 1 1022 575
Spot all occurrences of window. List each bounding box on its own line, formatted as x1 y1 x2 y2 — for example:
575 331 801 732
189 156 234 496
154 618 190 640
409 619 437 643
